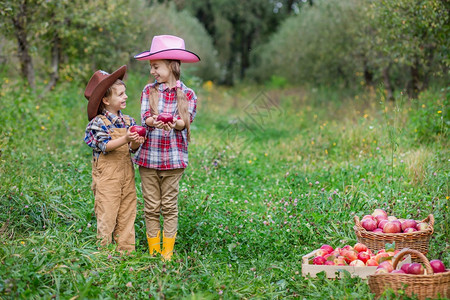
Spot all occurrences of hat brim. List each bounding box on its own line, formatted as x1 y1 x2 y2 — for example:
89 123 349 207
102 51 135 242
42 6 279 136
87 65 127 121
134 49 200 63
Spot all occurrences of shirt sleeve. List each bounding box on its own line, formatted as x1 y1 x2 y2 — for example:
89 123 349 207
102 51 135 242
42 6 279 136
84 117 111 154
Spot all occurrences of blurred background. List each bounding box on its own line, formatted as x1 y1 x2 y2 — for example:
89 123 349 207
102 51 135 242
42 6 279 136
1 0 448 98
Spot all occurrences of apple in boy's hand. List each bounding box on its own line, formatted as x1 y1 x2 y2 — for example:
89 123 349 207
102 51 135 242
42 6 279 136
157 113 174 124
130 125 146 137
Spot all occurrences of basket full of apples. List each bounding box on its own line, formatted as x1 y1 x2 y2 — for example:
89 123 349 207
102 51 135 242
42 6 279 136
354 209 434 256
368 248 449 300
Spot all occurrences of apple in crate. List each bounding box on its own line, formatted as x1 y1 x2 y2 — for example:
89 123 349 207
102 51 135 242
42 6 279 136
129 125 146 137
377 261 394 273
157 113 174 124
312 256 326 265
320 244 334 254
357 251 371 263
354 243 368 253
366 258 378 266
349 259 366 267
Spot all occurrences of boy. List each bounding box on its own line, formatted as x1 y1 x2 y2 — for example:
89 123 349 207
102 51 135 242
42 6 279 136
84 65 144 252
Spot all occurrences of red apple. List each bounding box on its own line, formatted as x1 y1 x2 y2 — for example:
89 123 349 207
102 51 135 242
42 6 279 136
383 220 402 233
416 222 429 231
313 256 326 265
342 250 358 264
373 228 383 233
375 252 390 263
129 125 146 137
387 216 398 221
391 269 406 274
320 244 334 254
400 263 411 273
156 113 174 124
342 245 354 251
401 219 417 232
407 263 424 275
378 260 394 273
361 218 378 231
366 258 379 266
349 259 366 267
374 214 388 224
315 249 328 257
374 268 389 274
378 219 388 229
403 227 417 233
362 215 375 221
429 260 446 273
357 251 371 263
334 256 347 266
372 209 388 219
324 260 335 265
354 243 368 253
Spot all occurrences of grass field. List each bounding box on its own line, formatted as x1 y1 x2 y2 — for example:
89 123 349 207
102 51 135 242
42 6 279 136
0 74 448 299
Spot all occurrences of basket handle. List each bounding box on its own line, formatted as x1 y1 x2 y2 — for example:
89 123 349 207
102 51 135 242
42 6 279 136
423 214 434 227
392 248 434 275
354 215 363 229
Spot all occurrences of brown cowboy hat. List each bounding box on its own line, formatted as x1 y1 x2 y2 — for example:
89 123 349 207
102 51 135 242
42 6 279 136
84 65 127 121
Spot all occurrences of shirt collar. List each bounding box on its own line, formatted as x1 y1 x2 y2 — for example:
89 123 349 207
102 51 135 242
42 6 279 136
102 109 124 124
157 80 183 92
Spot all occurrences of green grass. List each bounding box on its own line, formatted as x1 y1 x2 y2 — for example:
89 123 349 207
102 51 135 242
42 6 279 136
0 74 448 299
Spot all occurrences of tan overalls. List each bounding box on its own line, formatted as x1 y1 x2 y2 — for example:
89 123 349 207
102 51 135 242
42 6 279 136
91 115 137 252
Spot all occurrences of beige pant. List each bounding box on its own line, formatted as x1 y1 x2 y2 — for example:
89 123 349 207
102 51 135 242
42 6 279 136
91 124 137 252
139 167 184 238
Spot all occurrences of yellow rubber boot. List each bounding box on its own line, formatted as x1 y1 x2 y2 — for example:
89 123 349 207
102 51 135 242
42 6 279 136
147 231 161 256
161 232 177 261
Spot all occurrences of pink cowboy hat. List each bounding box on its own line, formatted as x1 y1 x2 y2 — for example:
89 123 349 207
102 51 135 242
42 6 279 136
134 35 200 63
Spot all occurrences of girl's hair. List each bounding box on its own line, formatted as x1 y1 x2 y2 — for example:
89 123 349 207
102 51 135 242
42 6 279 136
149 60 191 141
98 79 126 114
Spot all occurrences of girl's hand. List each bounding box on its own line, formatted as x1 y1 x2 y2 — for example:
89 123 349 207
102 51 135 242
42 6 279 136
127 130 141 143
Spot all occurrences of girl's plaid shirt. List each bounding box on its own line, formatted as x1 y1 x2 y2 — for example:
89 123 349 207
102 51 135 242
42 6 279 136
133 81 197 170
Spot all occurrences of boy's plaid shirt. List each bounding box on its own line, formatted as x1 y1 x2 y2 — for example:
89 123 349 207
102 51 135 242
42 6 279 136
133 81 197 170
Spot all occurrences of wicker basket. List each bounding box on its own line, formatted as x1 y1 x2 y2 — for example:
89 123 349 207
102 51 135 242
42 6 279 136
354 214 434 256
368 249 450 300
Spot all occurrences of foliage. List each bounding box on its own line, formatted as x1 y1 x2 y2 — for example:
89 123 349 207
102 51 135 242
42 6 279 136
247 0 365 88
0 74 448 298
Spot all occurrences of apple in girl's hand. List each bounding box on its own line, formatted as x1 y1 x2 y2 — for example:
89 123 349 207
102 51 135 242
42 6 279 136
129 125 146 137
157 113 174 124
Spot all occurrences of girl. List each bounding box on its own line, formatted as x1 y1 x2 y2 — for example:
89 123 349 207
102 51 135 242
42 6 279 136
133 35 200 260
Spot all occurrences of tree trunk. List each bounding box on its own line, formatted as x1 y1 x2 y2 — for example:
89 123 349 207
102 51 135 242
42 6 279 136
12 1 35 89
382 66 394 101
409 58 420 99
41 33 60 95
363 60 373 86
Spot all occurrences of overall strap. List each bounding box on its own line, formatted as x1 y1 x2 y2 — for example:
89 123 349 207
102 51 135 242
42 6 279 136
122 115 131 127
97 114 112 127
